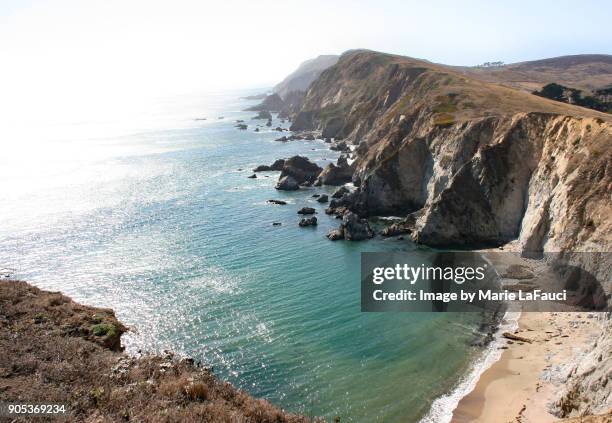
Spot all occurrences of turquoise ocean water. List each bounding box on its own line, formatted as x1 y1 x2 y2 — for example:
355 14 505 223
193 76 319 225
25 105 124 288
0 90 486 422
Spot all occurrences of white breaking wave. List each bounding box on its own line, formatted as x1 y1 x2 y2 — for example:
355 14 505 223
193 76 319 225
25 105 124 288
419 311 521 423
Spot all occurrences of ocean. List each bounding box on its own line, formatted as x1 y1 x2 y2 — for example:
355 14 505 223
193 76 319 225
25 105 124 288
0 89 488 422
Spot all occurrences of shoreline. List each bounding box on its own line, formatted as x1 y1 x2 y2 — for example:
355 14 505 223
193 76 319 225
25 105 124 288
425 249 609 423
420 310 521 423
450 311 603 422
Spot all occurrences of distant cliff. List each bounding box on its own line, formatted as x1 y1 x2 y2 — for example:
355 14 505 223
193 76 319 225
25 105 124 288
274 55 339 100
288 50 612 299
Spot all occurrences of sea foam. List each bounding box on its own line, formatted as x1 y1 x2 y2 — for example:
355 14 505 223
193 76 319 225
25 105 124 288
419 310 521 423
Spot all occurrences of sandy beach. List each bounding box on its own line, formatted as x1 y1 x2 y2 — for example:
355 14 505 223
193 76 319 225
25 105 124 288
451 311 604 423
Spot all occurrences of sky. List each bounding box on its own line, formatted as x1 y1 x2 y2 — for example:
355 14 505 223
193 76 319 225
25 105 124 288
0 0 611 127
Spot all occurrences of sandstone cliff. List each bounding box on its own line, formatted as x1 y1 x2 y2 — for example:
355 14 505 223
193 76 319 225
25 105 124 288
289 50 612 297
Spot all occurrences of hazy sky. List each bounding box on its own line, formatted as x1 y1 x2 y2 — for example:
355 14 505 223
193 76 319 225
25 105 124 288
1 0 611 125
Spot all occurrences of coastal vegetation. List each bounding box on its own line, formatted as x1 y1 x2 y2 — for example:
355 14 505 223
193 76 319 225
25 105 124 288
533 82 612 113
0 280 312 422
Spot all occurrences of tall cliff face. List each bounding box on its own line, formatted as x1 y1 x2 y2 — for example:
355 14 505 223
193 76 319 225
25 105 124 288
290 50 612 291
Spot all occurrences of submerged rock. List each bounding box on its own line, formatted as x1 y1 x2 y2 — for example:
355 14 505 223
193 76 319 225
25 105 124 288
248 174 257 179
267 199 287 205
317 194 329 203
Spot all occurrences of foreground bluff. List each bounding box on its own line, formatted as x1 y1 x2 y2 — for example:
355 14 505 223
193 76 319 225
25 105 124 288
289 49 612 293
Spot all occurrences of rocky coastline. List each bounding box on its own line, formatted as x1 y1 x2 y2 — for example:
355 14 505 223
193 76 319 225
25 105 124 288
244 49 612 421
249 49 611 304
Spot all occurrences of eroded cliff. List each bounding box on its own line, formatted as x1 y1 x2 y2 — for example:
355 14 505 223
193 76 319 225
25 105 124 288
289 50 612 296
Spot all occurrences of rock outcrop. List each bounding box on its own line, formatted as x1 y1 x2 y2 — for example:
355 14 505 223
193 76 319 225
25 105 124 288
315 156 353 186
327 211 374 241
331 186 350 199
341 212 374 240
299 216 317 227
326 229 344 241
254 159 285 172
277 156 323 187
297 207 316 215
276 175 299 191
380 216 415 237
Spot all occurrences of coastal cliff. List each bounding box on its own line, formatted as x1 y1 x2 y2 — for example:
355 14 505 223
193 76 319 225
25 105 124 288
551 315 612 418
288 50 612 299
274 55 339 100
0 280 311 423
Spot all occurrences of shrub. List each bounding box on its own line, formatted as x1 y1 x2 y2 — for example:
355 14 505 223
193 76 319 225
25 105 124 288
92 323 117 338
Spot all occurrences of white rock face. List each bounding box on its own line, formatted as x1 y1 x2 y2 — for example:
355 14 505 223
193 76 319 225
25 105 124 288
549 315 612 418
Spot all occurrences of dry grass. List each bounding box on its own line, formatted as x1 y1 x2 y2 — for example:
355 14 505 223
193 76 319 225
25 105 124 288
433 113 456 127
0 280 315 422
451 55 612 93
